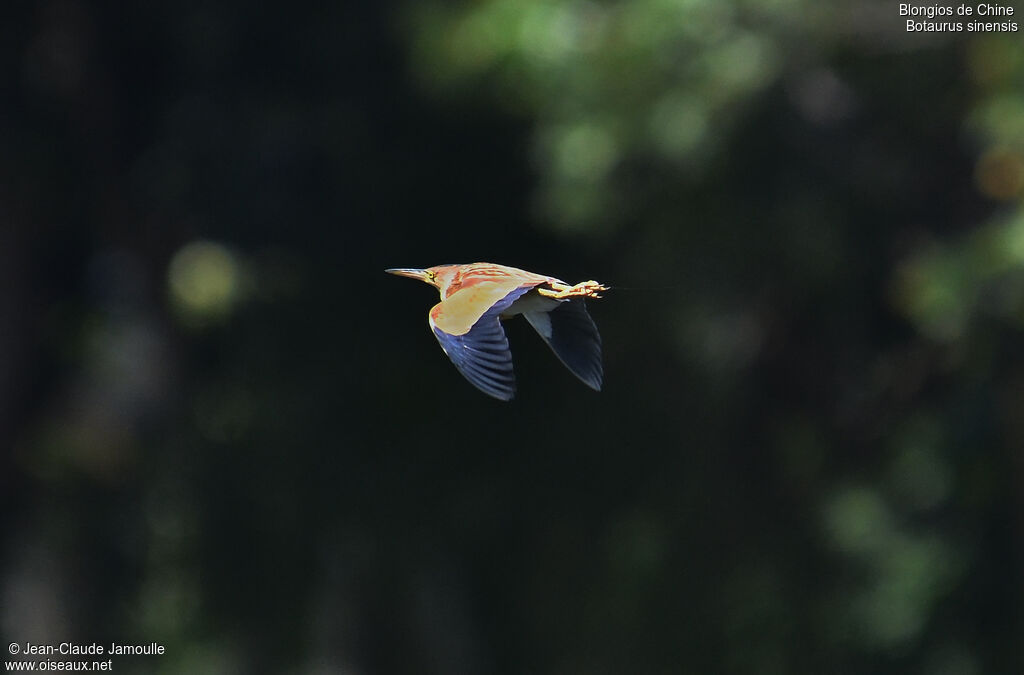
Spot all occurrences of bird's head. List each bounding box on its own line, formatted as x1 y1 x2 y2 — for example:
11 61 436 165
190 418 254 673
385 265 461 296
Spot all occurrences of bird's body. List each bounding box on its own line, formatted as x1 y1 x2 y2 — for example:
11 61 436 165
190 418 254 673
386 263 608 400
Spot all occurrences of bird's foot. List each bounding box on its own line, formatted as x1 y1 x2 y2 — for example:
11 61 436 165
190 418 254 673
538 280 608 299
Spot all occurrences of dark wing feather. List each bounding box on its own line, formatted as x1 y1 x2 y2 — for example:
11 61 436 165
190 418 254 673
431 286 534 400
524 299 603 391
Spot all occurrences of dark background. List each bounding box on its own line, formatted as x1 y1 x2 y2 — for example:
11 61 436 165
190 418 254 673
3 1 1024 673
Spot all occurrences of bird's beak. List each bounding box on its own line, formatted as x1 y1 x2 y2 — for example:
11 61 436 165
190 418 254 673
385 268 431 283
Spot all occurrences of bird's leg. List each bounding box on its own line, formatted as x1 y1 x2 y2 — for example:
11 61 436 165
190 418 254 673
537 280 609 299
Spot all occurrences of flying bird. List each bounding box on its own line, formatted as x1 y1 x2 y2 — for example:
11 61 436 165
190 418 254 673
386 263 608 400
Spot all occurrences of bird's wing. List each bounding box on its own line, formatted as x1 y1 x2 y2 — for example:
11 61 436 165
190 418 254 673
523 299 603 391
429 280 537 400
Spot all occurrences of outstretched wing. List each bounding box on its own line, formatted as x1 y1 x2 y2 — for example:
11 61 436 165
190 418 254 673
523 299 603 391
429 281 538 400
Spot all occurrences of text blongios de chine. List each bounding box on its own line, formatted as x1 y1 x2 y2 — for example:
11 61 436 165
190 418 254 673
901 3 1019 31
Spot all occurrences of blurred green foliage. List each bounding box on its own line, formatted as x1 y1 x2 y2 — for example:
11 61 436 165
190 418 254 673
2 0 1024 674
408 0 803 230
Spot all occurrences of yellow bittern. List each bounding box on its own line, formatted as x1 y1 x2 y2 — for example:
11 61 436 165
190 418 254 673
386 263 608 400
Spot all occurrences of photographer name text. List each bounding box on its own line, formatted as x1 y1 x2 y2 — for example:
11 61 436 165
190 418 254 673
14 644 164 657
